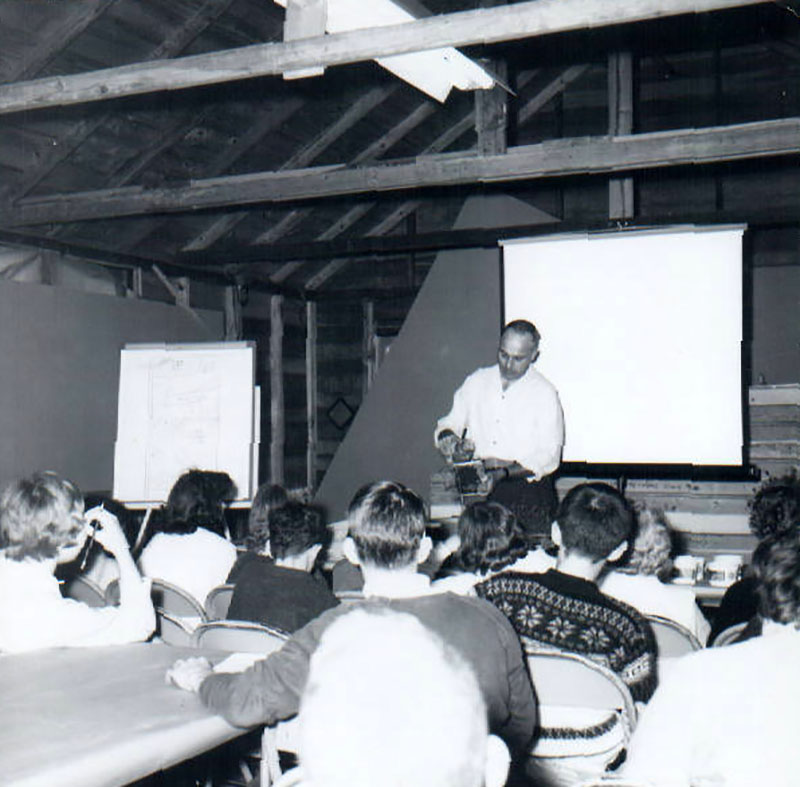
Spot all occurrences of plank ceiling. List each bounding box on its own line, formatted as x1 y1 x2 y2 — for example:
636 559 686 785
0 0 799 298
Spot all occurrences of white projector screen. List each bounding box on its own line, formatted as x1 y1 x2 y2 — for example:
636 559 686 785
502 227 744 466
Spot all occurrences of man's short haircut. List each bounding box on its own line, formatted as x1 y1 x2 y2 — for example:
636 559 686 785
299 607 489 787
454 501 528 575
502 319 540 347
748 471 800 540
347 480 426 569
556 482 634 561
268 501 328 559
0 471 84 561
752 528 800 625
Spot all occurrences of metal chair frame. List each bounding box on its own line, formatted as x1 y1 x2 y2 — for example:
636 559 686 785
192 619 289 654
204 583 235 620
646 614 702 657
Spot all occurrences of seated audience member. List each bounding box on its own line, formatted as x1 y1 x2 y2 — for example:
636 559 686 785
297 607 510 787
623 528 800 787
241 482 288 549
226 501 338 632
476 482 658 704
600 506 710 644
138 469 237 608
432 501 528 595
167 480 536 760
709 471 800 643
0 472 154 653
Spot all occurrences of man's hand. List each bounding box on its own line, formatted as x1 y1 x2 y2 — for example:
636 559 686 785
437 430 475 462
166 657 213 693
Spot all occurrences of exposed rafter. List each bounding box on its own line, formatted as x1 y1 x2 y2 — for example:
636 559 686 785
4 117 798 226
0 0 768 116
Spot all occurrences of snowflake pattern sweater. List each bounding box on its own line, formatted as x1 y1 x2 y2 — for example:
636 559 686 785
476 569 658 703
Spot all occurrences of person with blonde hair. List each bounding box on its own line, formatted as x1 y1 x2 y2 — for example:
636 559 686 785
600 506 710 643
0 471 154 653
297 607 510 787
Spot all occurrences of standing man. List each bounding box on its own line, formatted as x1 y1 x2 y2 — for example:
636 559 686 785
435 320 564 538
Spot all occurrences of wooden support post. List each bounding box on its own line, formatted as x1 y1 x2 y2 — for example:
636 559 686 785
305 301 318 493
475 60 508 156
270 295 285 486
131 267 143 298
608 51 634 220
363 300 376 396
224 285 243 340
284 0 327 80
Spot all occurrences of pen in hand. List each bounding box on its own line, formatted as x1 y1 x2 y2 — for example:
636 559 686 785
79 502 104 571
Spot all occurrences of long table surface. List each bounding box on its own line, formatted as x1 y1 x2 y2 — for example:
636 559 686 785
0 642 244 787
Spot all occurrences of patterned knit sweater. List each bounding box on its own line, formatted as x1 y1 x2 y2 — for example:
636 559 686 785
476 569 658 703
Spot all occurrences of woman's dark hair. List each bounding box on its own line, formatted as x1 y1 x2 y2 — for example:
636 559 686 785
449 501 527 576
148 470 236 541
245 483 289 550
269 501 329 559
749 471 800 540
752 528 800 626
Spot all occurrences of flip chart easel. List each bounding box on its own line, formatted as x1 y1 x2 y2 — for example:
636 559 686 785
112 342 259 509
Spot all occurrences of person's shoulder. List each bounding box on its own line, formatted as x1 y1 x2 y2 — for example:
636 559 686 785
461 364 499 387
522 366 559 393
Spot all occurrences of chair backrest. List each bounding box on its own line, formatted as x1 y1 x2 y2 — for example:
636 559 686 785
204 584 235 620
156 610 195 647
151 579 207 620
62 576 106 608
105 577 207 623
334 589 364 604
713 621 749 647
525 649 637 724
192 620 289 654
646 614 701 657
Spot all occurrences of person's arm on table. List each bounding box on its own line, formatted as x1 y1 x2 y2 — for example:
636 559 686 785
168 610 334 727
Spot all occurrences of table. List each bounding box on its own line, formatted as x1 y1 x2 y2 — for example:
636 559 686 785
0 642 245 787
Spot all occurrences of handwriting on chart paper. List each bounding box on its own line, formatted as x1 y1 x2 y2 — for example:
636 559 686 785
146 358 221 501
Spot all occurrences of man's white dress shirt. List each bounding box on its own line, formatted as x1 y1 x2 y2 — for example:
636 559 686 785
436 364 564 479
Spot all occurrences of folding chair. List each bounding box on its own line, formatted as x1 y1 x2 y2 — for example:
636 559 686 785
713 620 749 647
192 620 289 654
205 583 235 620
525 649 637 780
646 614 701 657
62 575 106 607
156 609 195 646
106 578 206 642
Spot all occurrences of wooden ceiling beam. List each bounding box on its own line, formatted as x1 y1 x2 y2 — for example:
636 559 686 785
181 85 396 251
0 0 769 116
1 0 119 83
1 0 237 205
180 208 800 267
4 116 798 227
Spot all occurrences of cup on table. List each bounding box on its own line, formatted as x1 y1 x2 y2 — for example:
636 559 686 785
705 554 743 587
673 554 705 585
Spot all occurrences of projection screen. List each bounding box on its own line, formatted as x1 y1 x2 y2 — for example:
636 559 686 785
502 226 744 466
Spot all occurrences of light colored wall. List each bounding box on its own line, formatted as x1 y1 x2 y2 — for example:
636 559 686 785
0 280 222 493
